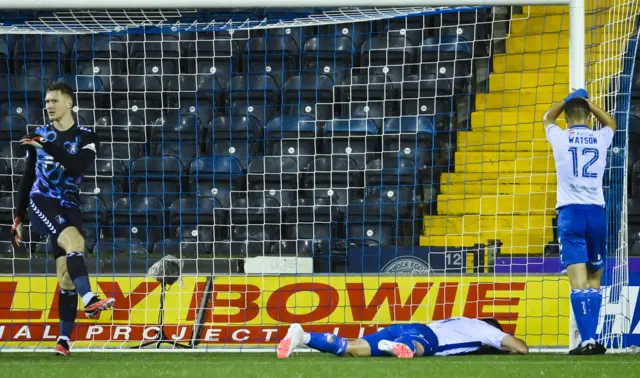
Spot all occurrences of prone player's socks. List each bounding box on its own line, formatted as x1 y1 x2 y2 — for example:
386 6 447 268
583 288 603 345
305 332 347 356
58 288 78 341
66 252 95 305
570 289 596 345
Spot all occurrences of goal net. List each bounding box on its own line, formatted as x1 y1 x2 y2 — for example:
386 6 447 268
0 1 636 352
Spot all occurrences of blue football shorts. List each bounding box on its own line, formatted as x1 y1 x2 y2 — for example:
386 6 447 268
557 204 607 270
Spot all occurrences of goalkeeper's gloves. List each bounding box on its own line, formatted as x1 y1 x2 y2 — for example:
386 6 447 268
19 131 48 149
565 88 589 103
11 216 23 250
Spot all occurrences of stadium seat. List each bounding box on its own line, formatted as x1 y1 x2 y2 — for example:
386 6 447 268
380 15 427 46
360 36 415 83
79 194 108 253
247 155 300 191
165 74 221 117
56 74 109 108
207 114 264 171
282 73 334 122
71 35 126 91
382 116 435 170
345 198 398 247
302 155 365 207
13 35 72 79
342 100 390 129
108 196 165 252
129 34 181 85
169 196 223 227
157 225 215 256
189 156 246 199
322 118 381 171
365 158 417 219
301 36 355 86
186 38 242 89
243 36 299 87
94 113 146 160
129 156 183 206
229 74 280 127
265 116 317 171
0 38 8 75
337 72 400 103
0 75 48 103
110 75 163 123
82 154 127 209
226 223 280 257
150 112 203 172
420 36 472 82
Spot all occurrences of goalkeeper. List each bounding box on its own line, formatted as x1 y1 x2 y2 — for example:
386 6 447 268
12 82 115 356
277 317 528 358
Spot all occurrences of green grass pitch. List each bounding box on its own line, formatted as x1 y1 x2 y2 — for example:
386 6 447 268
1 353 638 378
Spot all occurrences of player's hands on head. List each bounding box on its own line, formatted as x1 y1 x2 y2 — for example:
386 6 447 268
565 88 589 103
11 216 23 250
19 131 47 149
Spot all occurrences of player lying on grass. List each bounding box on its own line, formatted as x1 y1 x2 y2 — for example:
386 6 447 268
543 89 616 355
277 317 528 359
12 82 115 356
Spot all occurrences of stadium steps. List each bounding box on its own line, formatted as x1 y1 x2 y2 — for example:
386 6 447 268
420 229 552 255
440 172 557 185
509 11 629 35
440 181 555 195
434 193 556 215
491 49 622 74
506 33 624 54
453 151 555 173
457 131 551 151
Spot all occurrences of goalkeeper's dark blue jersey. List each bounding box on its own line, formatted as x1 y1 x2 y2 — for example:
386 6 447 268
16 123 100 215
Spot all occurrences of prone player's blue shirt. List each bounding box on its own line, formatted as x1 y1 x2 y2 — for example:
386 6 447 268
28 123 99 208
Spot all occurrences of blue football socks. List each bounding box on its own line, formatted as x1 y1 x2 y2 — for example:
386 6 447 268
305 332 347 356
570 288 603 345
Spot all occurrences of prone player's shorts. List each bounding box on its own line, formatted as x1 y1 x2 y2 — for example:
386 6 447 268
28 195 83 259
557 204 606 270
361 324 439 357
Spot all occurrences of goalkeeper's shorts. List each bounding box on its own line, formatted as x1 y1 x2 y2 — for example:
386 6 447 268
28 195 83 258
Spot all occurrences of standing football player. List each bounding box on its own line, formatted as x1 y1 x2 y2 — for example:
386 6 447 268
543 88 617 355
11 82 115 356
277 317 529 359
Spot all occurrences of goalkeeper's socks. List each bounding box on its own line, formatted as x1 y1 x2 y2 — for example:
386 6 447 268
305 332 347 356
66 252 95 305
58 288 78 339
570 289 602 345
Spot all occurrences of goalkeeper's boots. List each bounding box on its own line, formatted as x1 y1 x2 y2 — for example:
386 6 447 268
277 323 305 358
55 339 70 356
84 296 116 319
378 340 415 359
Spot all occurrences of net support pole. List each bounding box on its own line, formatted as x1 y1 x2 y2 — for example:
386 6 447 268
568 0 585 352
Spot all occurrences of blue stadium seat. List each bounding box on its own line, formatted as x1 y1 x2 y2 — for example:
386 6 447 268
345 198 398 247
301 36 355 86
0 102 43 141
230 189 290 225
229 74 280 127
207 115 264 171
129 34 181 84
365 158 417 218
302 155 365 207
248 155 300 190
316 23 371 56
82 154 127 209
243 36 299 87
13 35 72 78
265 115 317 171
79 194 107 253
129 156 183 206
421 35 472 79
71 35 126 91
166 74 221 115
382 116 435 170
95 113 146 160
186 38 242 89
150 112 203 172
380 15 427 46
360 36 415 83
108 196 165 251
0 75 48 103
322 118 380 171
0 38 8 75
110 75 163 123
189 156 246 198
157 225 215 256
56 74 108 108
282 73 334 121
169 197 223 227
226 223 280 257
338 72 399 102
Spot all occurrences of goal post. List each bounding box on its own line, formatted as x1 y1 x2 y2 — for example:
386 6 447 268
0 0 635 353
